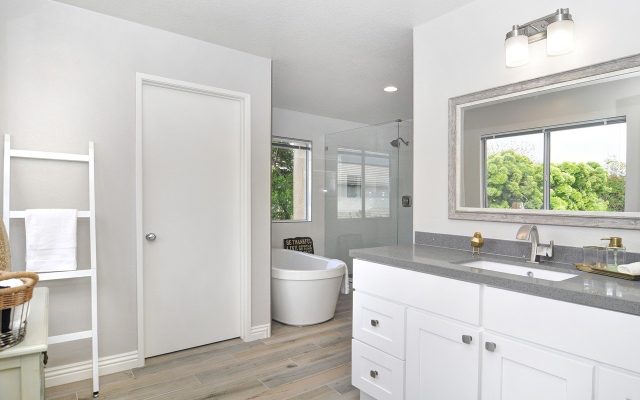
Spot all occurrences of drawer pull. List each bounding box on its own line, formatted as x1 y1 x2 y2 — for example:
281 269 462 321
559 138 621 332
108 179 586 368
461 335 472 344
370 319 379 327
485 342 497 352
369 370 379 379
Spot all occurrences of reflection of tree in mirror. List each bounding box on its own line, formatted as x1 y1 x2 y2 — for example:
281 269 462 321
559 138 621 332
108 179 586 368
605 158 626 177
550 162 609 211
486 151 543 209
271 147 294 220
486 150 626 212
486 139 538 161
602 158 626 212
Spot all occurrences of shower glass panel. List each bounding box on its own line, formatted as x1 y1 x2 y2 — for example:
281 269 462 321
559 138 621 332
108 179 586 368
324 120 413 272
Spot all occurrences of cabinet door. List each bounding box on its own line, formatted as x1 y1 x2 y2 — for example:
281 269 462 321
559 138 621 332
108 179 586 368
597 367 640 399
482 332 593 400
406 309 481 400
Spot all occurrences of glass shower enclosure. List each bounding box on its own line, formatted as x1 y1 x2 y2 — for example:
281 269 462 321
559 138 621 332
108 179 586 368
323 120 413 273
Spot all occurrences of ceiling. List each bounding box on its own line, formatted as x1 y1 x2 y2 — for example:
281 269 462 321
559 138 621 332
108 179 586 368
56 0 473 124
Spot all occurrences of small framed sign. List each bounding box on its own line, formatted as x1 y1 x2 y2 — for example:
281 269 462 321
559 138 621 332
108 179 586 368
283 237 314 254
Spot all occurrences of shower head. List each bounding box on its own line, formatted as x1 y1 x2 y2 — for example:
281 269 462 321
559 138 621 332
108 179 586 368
390 137 410 147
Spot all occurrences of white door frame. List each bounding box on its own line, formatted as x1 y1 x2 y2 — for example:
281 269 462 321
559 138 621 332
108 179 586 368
135 73 252 367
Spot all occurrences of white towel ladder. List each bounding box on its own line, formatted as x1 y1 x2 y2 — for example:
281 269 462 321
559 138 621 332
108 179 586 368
2 135 100 397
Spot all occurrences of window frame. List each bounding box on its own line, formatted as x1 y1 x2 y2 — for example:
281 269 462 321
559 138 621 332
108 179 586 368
481 115 626 210
271 136 313 223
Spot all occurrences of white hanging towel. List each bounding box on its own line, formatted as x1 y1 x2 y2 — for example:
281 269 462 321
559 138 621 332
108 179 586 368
341 264 350 295
25 209 78 272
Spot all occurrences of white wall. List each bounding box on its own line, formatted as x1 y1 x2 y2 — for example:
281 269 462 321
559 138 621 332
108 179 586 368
271 108 364 256
414 0 640 252
0 0 271 368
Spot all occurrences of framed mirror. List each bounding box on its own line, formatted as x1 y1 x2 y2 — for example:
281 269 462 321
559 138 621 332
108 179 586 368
449 54 640 229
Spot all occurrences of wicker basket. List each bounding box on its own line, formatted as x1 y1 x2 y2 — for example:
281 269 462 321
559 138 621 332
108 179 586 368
0 271 39 349
0 219 10 272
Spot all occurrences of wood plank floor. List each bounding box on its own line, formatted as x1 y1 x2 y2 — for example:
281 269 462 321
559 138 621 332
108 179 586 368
46 293 357 400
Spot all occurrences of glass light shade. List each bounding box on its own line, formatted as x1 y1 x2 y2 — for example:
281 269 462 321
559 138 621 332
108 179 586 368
505 35 529 67
547 19 574 55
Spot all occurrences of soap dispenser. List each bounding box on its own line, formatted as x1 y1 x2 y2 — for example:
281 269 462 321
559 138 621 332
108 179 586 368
602 237 626 270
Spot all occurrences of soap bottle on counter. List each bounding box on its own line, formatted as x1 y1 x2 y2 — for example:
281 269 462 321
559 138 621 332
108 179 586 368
602 237 626 271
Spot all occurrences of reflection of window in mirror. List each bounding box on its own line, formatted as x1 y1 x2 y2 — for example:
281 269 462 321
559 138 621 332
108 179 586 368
483 132 544 210
481 117 627 212
453 58 640 228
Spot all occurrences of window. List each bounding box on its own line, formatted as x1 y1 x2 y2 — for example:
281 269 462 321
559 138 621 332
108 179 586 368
337 148 391 219
271 137 311 222
337 149 362 218
364 152 391 218
484 132 544 210
482 117 627 212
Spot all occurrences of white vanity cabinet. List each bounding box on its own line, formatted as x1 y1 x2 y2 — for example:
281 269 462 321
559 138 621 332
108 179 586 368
352 258 640 400
352 259 481 400
405 309 481 400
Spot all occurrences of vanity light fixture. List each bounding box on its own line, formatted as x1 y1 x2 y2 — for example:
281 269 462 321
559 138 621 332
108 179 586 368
505 8 574 67
383 86 398 92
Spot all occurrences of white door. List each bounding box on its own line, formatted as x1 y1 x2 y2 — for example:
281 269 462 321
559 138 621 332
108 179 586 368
140 78 246 358
482 332 593 400
405 309 480 400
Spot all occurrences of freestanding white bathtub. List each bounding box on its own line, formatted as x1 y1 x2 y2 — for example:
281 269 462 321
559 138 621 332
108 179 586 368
271 249 347 326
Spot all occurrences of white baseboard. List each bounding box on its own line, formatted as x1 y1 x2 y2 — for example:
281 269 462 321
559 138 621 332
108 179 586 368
244 323 271 341
46 325 270 388
45 350 139 388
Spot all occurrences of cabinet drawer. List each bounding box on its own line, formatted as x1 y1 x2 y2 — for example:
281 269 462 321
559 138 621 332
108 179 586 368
352 340 405 400
353 259 480 325
597 367 640 399
353 292 405 359
484 287 640 373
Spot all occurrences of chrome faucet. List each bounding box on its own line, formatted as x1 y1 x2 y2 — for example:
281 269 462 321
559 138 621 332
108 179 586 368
516 224 553 263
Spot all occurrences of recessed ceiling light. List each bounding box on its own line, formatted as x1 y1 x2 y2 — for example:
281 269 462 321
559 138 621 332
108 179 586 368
384 86 398 93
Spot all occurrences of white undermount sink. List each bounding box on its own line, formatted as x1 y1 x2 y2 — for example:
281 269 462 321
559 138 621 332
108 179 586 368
460 260 577 282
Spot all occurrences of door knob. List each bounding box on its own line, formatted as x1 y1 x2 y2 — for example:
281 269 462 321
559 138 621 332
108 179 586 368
462 335 473 344
145 233 157 241
485 342 497 352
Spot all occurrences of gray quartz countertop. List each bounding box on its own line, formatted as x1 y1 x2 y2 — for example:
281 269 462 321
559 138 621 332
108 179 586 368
350 244 640 316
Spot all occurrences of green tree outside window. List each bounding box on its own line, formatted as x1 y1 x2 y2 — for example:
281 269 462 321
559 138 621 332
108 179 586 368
486 150 626 212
